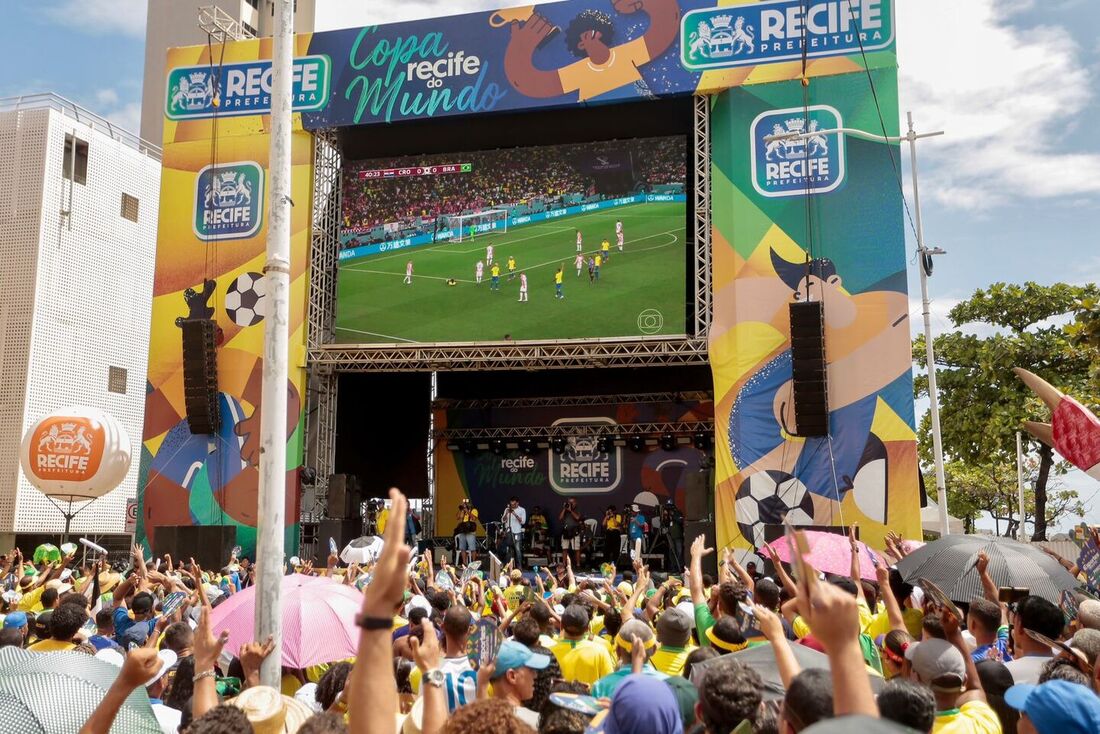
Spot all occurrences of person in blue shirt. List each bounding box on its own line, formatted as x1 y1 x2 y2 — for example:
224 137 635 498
628 505 649 545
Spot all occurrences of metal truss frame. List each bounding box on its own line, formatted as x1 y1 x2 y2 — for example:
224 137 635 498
434 391 712 410
435 420 714 441
693 95 713 340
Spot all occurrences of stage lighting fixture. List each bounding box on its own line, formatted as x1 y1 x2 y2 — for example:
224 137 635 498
490 439 505 455
551 437 567 454
693 431 711 450
597 435 612 453
462 440 477 455
520 439 537 455
298 466 317 486
629 435 645 452
660 433 677 451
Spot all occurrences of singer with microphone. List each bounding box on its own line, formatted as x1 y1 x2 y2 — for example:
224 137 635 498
501 496 527 569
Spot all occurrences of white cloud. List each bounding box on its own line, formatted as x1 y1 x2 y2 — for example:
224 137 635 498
43 0 147 38
94 89 119 107
106 101 142 135
897 0 1100 209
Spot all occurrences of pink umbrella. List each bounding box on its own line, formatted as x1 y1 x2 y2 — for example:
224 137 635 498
210 573 362 669
766 531 882 581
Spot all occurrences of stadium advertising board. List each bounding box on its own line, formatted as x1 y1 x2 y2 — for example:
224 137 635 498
335 136 687 344
708 68 920 552
433 398 712 537
162 1 897 128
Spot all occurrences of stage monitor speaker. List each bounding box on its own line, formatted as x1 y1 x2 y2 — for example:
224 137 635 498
684 471 710 520
180 319 220 435
326 473 361 519
319 518 362 561
789 301 829 436
154 525 236 570
684 520 717 578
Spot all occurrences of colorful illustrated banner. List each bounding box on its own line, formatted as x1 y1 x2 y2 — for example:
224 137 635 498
163 1 896 129
434 399 712 536
137 40 315 559
708 68 920 552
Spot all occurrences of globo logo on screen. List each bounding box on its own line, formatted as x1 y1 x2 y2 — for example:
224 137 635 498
750 105 845 198
549 418 621 495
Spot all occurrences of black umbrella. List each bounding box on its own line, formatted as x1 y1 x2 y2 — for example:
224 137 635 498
688 642 885 700
895 534 1077 604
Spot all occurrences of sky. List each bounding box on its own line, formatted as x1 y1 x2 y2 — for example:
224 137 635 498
1 0 1097 532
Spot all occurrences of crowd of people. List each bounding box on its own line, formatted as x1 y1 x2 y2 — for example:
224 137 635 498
3 488 1099 734
340 137 685 245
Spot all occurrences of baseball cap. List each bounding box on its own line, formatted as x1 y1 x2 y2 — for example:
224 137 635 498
404 594 431 618
3 612 27 629
585 675 682 734
1005 681 1100 734
561 605 590 635
615 620 656 655
656 608 691 647
905 638 966 691
491 640 550 678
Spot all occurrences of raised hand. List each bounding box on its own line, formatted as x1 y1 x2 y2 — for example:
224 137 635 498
239 635 276 686
408 619 442 673
118 647 163 689
690 535 714 559
753 604 785 642
360 488 413 619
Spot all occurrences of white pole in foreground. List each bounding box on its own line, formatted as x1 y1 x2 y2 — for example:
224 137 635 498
1016 431 1027 541
907 111 950 537
255 0 294 689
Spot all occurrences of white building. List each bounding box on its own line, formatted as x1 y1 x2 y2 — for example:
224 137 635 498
0 94 160 545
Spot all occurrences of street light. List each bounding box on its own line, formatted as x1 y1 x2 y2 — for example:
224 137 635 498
766 112 950 535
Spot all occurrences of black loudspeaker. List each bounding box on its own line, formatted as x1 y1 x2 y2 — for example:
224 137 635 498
180 319 220 435
684 520 717 578
684 471 710 520
154 525 236 570
789 301 829 436
319 518 362 561
326 474 361 519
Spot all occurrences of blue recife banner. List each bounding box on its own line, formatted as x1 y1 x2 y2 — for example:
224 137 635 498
301 0 896 128
338 193 685 262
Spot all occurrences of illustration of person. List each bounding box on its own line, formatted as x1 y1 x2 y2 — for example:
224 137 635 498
504 0 680 102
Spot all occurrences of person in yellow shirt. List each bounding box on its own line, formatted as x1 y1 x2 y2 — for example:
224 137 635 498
549 605 615 687
600 239 611 263
593 253 602 282
910 635 1000 734
502 0 680 103
490 263 502 291
27 603 85 652
375 502 389 535
601 505 623 563
650 607 695 677
554 266 564 300
503 570 528 612
507 255 517 280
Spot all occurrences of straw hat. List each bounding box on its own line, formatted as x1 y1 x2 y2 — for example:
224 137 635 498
229 685 313 734
97 570 121 594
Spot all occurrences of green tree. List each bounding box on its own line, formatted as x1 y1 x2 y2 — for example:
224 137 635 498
914 282 1098 540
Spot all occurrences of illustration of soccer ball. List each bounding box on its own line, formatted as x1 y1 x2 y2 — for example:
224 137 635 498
734 470 816 548
224 271 267 327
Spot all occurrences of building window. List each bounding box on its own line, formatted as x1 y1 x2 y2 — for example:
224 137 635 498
62 135 88 185
120 193 140 222
108 366 128 394
242 21 258 36
246 0 259 8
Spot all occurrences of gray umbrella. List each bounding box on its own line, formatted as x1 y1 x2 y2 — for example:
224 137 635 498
688 642 885 700
0 647 161 734
895 534 1077 604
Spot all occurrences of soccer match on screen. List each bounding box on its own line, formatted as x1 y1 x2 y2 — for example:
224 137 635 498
335 136 687 343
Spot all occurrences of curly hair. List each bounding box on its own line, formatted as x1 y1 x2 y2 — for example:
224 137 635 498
298 713 349 734
441 698 534 734
185 703 252 734
564 10 615 58
697 658 764 734
316 661 353 711
540 708 588 734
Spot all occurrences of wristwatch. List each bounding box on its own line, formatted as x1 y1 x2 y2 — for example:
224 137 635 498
423 669 445 688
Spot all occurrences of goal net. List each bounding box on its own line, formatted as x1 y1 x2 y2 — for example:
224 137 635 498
445 208 508 242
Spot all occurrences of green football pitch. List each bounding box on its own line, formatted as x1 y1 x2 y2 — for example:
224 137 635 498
334 202 687 343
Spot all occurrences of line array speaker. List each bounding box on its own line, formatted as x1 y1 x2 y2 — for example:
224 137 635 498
789 301 829 436
327 473 361 519
180 319 220 435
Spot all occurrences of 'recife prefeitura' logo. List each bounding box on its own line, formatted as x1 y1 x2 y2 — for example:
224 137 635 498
681 0 895 71
165 55 330 120
549 417 622 495
194 161 265 242
750 105 845 198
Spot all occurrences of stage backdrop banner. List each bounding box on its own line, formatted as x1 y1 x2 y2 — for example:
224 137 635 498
708 68 920 553
433 399 713 537
137 39 316 559
162 1 896 128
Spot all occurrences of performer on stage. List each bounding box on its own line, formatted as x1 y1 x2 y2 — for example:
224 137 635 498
454 499 480 565
501 496 527 569
558 498 583 568
601 504 623 564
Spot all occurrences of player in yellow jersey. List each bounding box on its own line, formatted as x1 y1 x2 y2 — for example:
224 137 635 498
554 266 564 299
601 238 610 263
490 263 501 291
594 253 602 282
507 255 517 280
